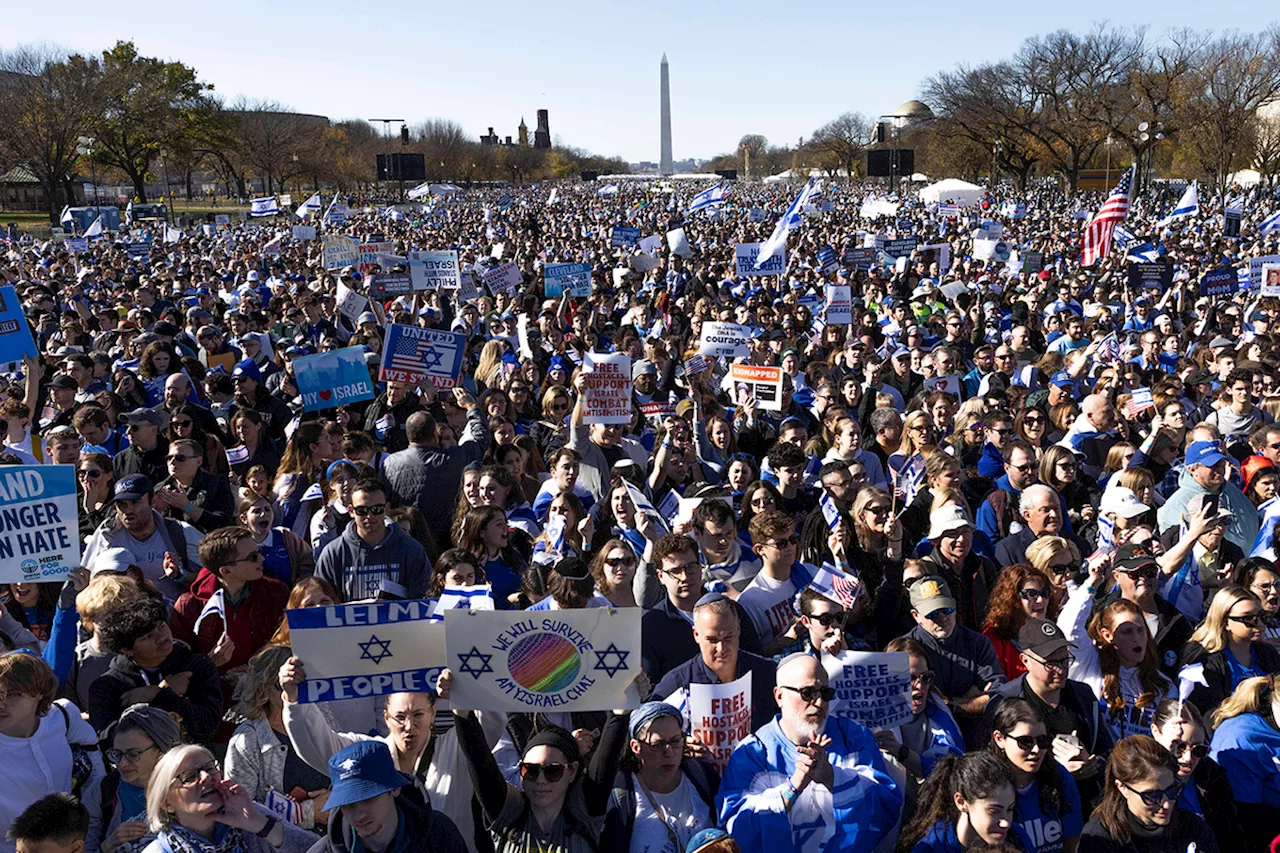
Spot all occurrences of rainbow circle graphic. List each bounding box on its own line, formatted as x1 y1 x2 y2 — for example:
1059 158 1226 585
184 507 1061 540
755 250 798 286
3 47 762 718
508 633 581 693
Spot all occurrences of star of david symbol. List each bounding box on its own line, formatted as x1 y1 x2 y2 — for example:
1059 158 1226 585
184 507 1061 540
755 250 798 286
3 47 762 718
421 346 444 370
357 634 393 665
457 646 494 679
593 643 630 678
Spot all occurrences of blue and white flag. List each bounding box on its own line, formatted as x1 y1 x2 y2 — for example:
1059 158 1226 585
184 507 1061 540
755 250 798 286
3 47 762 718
83 215 103 239
295 192 321 218
1126 242 1159 263
1262 210 1280 236
547 188 559 206
820 491 842 532
193 588 226 635
1250 496 1280 558
286 600 445 703
1176 662 1207 708
1159 524 1205 624
687 184 727 213
124 200 133 223
323 194 348 225
1096 331 1121 364
430 584 494 620
596 183 619 196
59 205 73 227
894 455 926 505
1113 226 1136 248
497 194 513 211
809 564 864 609
1157 182 1198 227
250 196 279 217
755 178 818 270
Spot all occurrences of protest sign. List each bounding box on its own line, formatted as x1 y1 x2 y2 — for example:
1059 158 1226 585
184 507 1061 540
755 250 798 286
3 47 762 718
214 214 230 226
748 207 767 222
544 262 593 298
735 242 786 277
824 285 852 325
366 273 413 301
582 352 632 424
358 241 395 274
323 235 359 271
817 247 838 273
924 374 962 399
630 253 660 273
879 237 919 258
294 347 375 412
667 227 692 257
124 240 151 260
823 651 913 728
457 271 482 305
286 600 445 703
919 243 950 272
0 466 78 583
292 225 317 241
491 242 505 259
407 250 461 290
698 322 750 358
842 246 877 271
1263 263 1280 298
1250 255 1280 291
1199 267 1237 298
334 281 368 321
688 673 752 772
638 401 677 424
1127 260 1174 291
638 234 662 255
66 237 88 253
611 226 640 248
730 364 784 411
682 354 709 379
380 324 466 388
483 261 522 297
0 286 40 363
444 608 642 712
1224 208 1242 239
1020 251 1045 274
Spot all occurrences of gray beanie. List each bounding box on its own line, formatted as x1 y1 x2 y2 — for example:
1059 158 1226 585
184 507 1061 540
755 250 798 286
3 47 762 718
117 703 183 752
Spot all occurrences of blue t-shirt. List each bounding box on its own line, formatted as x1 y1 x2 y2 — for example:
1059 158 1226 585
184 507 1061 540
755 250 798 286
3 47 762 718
1177 779 1203 817
1226 646 1265 689
1014 764 1083 853
258 528 292 586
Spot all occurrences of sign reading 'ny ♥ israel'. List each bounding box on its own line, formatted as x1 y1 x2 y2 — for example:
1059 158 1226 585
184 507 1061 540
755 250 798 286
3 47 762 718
293 346 375 412
445 609 641 712
287 600 446 703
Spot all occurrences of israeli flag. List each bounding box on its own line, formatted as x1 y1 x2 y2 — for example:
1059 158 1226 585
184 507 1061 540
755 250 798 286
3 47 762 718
547 188 558 206
83 215 103 239
1262 209 1280 236
193 588 226 635
1157 181 1198 227
1126 242 1159 263
124 200 133 223
1249 496 1280 558
429 584 494 620
808 564 863 608
497 194 513 211
295 192 321 218
687 183 727 213
820 491 841 532
1176 662 1207 706
164 225 183 244
755 178 818 270
1113 226 1136 248
59 205 72 227
596 183 620 196
250 196 279 217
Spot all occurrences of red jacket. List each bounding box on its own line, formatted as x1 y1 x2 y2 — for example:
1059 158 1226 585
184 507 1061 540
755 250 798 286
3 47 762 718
170 568 289 673
982 626 1029 681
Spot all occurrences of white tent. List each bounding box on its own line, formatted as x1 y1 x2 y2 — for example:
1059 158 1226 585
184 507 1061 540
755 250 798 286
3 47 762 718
1227 169 1262 187
919 178 985 207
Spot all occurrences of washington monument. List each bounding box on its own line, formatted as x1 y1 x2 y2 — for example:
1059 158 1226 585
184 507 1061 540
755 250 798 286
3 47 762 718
660 53 673 176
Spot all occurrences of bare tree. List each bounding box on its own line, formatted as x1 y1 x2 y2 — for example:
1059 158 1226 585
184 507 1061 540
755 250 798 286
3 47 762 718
233 98 315 194
810 113 871 182
413 118 471 180
922 63 1040 189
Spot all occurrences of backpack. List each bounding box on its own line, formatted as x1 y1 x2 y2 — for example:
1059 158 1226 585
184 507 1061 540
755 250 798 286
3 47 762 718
56 702 97 798
101 513 193 576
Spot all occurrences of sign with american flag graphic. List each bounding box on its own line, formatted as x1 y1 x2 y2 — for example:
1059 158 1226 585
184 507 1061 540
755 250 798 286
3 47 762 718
379 323 466 388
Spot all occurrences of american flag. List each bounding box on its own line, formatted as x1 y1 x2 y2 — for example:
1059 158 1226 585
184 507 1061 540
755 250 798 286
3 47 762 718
1096 332 1121 364
1124 387 1155 419
810 565 863 609
1081 167 1134 266
388 331 435 376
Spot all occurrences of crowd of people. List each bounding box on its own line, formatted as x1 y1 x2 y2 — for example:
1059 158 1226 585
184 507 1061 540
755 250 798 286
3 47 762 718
3 173 1280 853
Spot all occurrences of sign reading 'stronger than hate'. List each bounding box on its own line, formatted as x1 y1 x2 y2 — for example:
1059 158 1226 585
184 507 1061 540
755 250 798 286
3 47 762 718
822 651 913 728
444 608 642 712
287 600 445 703
0 466 80 583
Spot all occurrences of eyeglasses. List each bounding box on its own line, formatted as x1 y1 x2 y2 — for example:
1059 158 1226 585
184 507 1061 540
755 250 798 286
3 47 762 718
778 684 837 704
1228 613 1264 627
1253 582 1278 595
78 468 103 480
387 711 431 728
1168 740 1209 759
174 761 221 788
167 454 194 463
911 671 935 686
661 562 701 578
1122 781 1184 808
1018 588 1050 602
172 419 194 429
107 745 158 765
767 535 799 549
352 504 387 517
640 735 685 753
518 762 567 783
1004 733 1053 751
926 607 955 621
1117 565 1159 581
807 611 846 628
1026 654 1073 672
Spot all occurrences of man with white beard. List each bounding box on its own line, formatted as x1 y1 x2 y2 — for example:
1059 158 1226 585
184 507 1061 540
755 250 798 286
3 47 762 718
717 654 902 853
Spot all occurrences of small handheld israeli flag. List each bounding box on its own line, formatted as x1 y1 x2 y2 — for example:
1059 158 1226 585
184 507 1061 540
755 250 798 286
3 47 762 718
808 564 863 608
546 511 567 555
430 584 494 620
597 183 620 196
295 192 321 218
820 491 842 532
193 588 226 635
1176 662 1207 710
687 184 727 213
250 196 279 217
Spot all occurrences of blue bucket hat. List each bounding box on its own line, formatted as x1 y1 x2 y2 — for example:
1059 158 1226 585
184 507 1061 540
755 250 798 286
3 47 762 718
325 741 414 811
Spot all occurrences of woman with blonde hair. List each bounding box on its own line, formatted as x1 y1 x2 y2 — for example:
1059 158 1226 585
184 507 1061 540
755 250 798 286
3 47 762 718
473 339 507 391
888 410 936 484
143 745 312 853
1178 585 1280 713
529 384 573 462
1208 675 1280 848
1024 536 1080 609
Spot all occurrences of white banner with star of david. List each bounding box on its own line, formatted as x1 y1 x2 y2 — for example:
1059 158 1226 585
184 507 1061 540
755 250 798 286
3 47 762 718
287 600 446 703
444 608 642 712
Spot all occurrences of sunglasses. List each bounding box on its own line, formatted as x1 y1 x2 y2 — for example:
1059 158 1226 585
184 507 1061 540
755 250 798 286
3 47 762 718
79 468 103 479
807 611 846 628
604 556 636 569
1117 564 1159 581
1228 613 1264 627
778 684 837 704
1023 416 1046 425
1168 740 1209 759
1005 733 1053 751
910 671 935 686
172 419 194 429
767 535 800 549
926 607 955 621
1122 781 1183 808
518 762 567 783
352 504 387 517
167 454 194 463
1018 588 1050 602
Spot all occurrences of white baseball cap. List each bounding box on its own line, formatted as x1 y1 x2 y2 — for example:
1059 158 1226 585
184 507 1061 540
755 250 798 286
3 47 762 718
1099 486 1149 519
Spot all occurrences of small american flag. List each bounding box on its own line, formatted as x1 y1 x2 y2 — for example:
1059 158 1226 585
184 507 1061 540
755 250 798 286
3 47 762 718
1096 332 1121 364
389 332 434 376
1081 167 1133 266
810 565 863 609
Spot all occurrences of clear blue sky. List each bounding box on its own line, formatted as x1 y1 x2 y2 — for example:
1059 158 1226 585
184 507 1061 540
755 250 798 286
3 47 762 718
4 1 1273 163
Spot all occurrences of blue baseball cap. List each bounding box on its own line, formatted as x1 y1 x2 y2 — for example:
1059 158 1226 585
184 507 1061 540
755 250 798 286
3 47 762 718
113 474 154 502
686 828 730 853
1186 440 1229 469
1050 371 1075 389
325 741 414 811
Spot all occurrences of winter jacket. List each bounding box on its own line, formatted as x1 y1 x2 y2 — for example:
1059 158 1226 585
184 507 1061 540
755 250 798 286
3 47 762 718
652 650 780 733
1177 639 1280 715
567 421 649 501
171 570 290 673
306 784 467 853
155 470 236 533
87 640 223 744
1156 470 1258 554
226 715 332 831
1077 809 1217 853
143 802 314 853
362 393 423 453
314 520 429 602
381 412 487 546
983 676 1114 761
